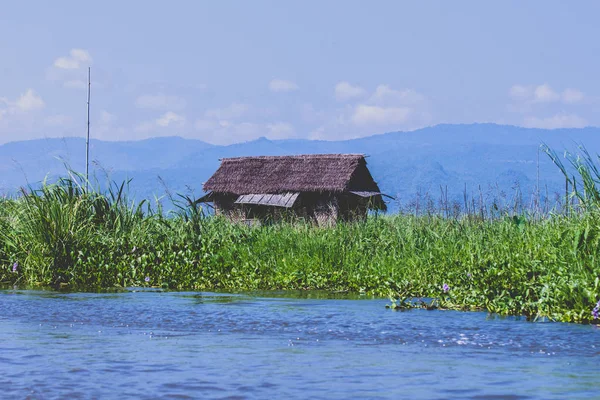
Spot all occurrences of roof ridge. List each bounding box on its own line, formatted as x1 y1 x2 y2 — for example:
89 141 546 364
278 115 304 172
222 153 364 161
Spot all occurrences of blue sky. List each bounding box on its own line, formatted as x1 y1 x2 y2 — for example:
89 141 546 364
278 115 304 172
1 1 599 145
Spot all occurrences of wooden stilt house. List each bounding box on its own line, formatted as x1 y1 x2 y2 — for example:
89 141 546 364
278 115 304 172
200 154 390 225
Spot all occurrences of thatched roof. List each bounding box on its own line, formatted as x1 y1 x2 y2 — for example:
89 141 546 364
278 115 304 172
203 154 382 194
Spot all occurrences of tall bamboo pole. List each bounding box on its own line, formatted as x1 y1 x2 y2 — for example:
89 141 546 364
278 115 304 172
85 67 91 190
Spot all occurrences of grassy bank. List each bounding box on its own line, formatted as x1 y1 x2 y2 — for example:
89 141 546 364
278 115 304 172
1 150 600 324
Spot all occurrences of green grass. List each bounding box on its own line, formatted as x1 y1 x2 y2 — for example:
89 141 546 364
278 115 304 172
1 149 600 323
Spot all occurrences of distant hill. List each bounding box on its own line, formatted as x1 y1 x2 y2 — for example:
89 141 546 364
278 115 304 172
1 124 597 212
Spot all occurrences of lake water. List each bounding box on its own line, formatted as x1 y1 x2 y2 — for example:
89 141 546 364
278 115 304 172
1 289 599 399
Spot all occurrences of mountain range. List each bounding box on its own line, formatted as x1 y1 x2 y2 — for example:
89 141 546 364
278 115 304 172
1 124 597 213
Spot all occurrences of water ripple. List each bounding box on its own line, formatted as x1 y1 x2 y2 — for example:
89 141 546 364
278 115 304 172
1 289 599 399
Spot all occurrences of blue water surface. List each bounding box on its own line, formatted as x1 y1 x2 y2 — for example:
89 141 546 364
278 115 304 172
1 289 599 399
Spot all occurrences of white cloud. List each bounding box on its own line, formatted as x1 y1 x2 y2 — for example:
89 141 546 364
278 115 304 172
334 82 366 101
341 85 428 130
268 79 299 92
156 111 185 127
296 85 431 140
510 84 560 103
135 94 186 110
351 105 412 126
54 49 92 70
47 49 94 90
533 84 560 103
47 73 93 93
509 83 583 105
523 113 587 129
15 89 45 112
369 85 426 106
0 89 45 118
135 111 186 133
204 103 249 120
0 90 50 143
562 88 585 104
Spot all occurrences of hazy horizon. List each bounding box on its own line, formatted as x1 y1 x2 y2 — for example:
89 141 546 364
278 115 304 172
4 122 600 147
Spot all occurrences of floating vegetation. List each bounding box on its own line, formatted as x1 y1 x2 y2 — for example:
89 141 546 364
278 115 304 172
1 149 600 323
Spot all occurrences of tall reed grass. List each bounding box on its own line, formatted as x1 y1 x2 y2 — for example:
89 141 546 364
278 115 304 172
0 148 599 323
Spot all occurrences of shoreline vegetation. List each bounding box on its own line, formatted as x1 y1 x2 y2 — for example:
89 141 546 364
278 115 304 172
1 146 599 324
